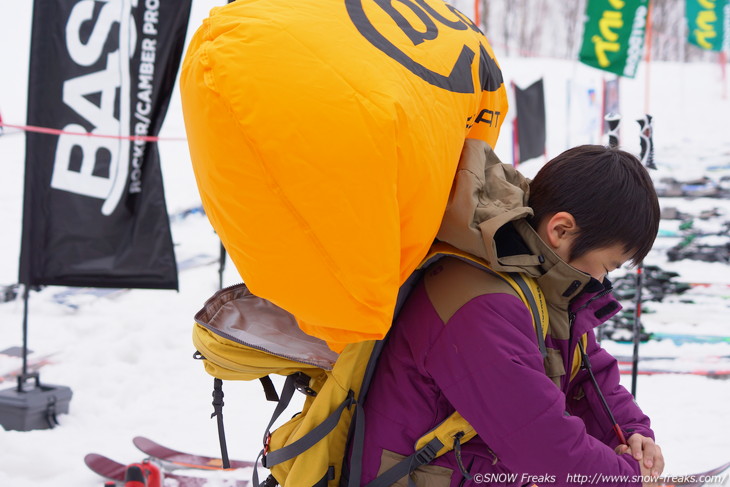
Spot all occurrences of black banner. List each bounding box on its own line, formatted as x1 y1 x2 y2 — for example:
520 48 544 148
513 78 546 164
19 0 192 289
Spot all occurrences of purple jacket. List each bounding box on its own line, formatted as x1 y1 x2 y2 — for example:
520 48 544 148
359 141 653 486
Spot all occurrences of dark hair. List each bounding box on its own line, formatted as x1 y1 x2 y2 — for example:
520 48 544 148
528 145 660 265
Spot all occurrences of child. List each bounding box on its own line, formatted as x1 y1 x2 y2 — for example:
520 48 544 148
359 141 663 486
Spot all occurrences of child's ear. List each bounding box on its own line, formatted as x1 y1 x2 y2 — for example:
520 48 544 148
543 211 578 251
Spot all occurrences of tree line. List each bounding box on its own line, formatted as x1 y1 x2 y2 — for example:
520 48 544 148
477 0 723 62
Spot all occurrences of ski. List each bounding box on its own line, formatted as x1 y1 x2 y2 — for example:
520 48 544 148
84 453 250 487
688 282 730 289
610 332 730 346
618 367 730 378
85 453 128 482
0 352 55 384
613 354 730 363
133 436 256 470
657 461 730 487
651 332 730 345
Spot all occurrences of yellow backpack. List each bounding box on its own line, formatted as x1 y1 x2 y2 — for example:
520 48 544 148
191 243 548 487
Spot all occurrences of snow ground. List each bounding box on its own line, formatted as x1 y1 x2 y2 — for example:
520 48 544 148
1 2 730 486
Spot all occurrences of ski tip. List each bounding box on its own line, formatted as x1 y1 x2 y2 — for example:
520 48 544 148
133 435 256 470
84 453 102 465
132 435 161 452
84 452 128 482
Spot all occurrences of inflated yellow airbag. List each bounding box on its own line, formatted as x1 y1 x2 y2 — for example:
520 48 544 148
180 0 508 351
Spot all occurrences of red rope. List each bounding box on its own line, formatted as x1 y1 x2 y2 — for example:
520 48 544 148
0 121 187 142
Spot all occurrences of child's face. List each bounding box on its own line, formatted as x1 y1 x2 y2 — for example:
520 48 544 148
558 243 633 282
536 211 634 282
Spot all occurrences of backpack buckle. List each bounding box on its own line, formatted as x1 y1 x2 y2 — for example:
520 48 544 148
292 372 317 396
414 438 441 465
263 432 272 456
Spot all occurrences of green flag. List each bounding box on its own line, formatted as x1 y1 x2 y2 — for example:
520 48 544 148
687 0 728 51
579 0 650 78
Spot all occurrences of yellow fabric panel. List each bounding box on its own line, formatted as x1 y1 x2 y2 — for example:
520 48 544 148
192 324 326 381
268 341 377 487
180 0 508 351
194 315 375 486
571 334 590 381
414 411 477 458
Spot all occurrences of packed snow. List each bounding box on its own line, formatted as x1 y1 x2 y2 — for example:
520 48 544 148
1 2 730 486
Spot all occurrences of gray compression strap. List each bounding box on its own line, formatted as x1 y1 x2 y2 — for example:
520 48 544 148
313 467 335 487
252 374 299 486
263 390 356 468
346 402 366 487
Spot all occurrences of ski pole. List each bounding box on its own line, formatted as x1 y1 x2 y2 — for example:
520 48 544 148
637 115 656 169
631 264 643 399
631 114 655 399
583 113 631 448
598 112 622 346
605 112 621 149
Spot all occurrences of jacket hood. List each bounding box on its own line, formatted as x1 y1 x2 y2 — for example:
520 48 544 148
437 138 533 267
436 140 608 337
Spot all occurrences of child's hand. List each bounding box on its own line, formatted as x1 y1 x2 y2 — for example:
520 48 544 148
615 433 664 479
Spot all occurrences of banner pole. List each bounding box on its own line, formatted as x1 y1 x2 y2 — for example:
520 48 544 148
644 0 654 114
21 285 30 380
721 51 728 100
218 241 227 290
